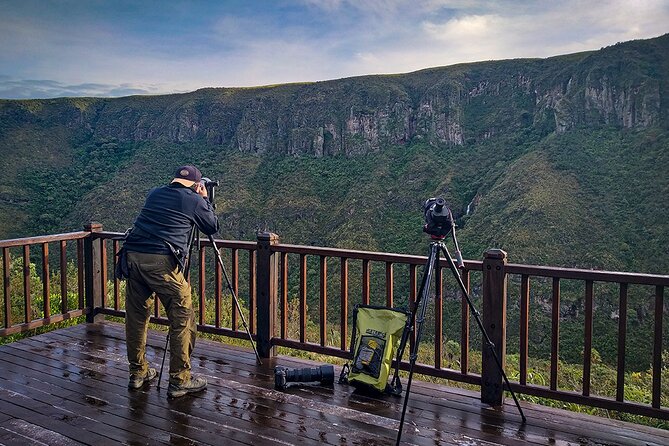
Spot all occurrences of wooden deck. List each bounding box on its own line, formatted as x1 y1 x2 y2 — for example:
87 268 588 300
0 323 667 446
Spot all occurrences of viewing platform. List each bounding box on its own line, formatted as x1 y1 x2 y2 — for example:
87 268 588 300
3 322 669 445
1 225 668 444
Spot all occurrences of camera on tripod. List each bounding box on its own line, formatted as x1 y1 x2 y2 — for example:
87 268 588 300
423 197 454 238
396 196 526 444
201 177 219 206
274 365 335 390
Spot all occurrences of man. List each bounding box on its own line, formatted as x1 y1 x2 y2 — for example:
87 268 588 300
123 165 219 398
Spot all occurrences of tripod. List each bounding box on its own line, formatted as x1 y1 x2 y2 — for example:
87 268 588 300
157 226 263 388
395 229 526 444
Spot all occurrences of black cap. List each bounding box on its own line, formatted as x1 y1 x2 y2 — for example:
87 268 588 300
174 165 202 183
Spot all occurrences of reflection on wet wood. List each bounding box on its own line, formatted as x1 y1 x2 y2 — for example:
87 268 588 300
0 322 667 445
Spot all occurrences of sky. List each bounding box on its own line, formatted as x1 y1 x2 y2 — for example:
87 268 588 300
1 0 668 99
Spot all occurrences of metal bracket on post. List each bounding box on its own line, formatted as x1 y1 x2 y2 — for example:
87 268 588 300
256 232 280 359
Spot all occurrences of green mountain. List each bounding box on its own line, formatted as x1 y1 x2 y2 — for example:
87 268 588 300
0 34 667 277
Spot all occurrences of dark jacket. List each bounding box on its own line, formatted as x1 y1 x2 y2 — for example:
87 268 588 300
123 183 219 261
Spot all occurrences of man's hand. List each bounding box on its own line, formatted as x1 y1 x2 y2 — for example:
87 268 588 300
194 182 208 198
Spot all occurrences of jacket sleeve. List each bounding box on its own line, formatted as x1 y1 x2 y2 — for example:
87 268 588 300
192 197 220 235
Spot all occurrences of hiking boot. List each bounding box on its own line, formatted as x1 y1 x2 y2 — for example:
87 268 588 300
128 367 157 389
167 375 207 398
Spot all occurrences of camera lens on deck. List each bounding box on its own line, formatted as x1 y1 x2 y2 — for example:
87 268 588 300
274 365 335 390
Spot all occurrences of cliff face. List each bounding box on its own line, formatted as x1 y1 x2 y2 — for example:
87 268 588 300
1 35 667 157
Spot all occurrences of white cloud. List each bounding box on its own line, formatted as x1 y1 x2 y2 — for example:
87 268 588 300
423 14 504 41
0 77 172 99
413 0 669 65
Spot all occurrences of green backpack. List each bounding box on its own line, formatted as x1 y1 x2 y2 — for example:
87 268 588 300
339 305 410 394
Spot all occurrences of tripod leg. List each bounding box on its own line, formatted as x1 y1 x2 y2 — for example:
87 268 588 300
396 242 439 446
157 332 169 389
207 234 263 365
439 244 526 422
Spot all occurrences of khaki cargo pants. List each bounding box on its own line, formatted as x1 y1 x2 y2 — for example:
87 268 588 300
125 251 196 386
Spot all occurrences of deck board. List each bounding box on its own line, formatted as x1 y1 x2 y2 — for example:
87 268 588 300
0 322 667 445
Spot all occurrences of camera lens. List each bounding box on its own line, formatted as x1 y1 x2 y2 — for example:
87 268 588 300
274 365 335 390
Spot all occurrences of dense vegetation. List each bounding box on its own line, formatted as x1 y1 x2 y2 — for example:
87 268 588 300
19 127 668 275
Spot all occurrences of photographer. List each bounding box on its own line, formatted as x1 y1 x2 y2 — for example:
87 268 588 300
122 165 219 398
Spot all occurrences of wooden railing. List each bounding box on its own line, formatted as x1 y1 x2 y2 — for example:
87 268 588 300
0 227 90 336
503 263 668 419
1 224 667 420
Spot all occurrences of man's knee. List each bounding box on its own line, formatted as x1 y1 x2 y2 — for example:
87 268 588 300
169 300 193 322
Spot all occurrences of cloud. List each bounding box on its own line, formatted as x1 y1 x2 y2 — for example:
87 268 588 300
0 78 172 99
419 0 669 60
332 0 669 74
421 14 497 43
0 0 668 99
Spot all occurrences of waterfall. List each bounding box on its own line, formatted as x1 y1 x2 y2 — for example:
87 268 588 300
466 193 481 216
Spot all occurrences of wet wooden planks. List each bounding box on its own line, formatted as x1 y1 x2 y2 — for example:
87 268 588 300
0 323 667 445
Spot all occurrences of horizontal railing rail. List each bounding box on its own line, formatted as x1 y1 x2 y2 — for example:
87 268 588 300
505 263 669 286
1 224 667 421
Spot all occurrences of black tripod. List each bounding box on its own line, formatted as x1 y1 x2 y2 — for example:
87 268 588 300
395 202 525 445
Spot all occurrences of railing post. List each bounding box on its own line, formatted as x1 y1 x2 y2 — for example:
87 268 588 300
481 248 507 406
84 222 104 323
256 231 279 358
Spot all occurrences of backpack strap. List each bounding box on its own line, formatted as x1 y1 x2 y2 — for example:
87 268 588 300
338 363 350 384
339 305 361 386
113 228 133 281
388 309 412 396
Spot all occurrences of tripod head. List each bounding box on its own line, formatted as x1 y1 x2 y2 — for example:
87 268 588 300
422 197 464 268
422 197 455 239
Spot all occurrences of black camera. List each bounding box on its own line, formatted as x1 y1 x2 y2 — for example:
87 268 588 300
201 177 219 207
274 365 335 390
423 197 454 238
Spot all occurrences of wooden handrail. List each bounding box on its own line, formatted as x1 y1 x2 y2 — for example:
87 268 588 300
0 228 94 336
506 263 669 285
274 242 484 269
0 231 89 248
